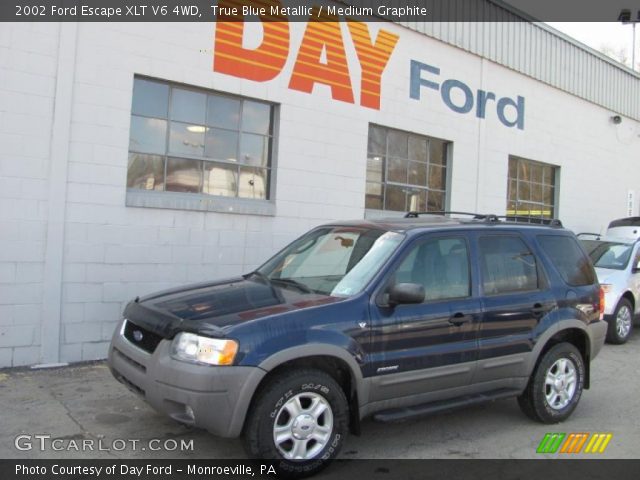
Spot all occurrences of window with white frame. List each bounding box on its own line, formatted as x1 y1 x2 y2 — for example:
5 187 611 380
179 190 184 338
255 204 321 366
127 77 275 202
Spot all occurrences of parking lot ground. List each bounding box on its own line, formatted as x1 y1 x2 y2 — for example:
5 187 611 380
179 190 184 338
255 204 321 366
1 332 639 468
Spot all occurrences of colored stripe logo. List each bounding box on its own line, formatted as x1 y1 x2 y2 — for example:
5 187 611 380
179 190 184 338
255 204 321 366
537 433 565 453
537 433 612 454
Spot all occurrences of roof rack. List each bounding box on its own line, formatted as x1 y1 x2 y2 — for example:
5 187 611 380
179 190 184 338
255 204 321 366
576 232 603 240
499 215 563 227
404 211 563 228
404 211 496 220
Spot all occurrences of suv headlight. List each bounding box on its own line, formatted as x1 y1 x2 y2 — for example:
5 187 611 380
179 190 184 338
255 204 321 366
171 333 238 366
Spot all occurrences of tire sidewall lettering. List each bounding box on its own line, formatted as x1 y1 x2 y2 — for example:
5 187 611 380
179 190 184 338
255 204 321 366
267 380 344 466
270 389 294 419
302 383 330 394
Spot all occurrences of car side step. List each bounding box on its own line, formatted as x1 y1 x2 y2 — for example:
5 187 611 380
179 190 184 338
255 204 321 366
372 388 520 423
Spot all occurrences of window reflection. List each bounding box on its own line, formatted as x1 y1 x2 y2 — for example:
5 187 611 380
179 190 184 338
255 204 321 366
203 162 238 197
385 185 406 211
169 122 205 157
368 125 386 155
205 128 238 161
127 153 164 190
366 182 383 209
171 88 206 124
129 116 167 155
127 77 274 201
366 156 384 183
166 158 202 193
366 125 449 212
239 167 268 199
507 156 557 219
240 133 269 167
132 79 169 118
242 101 271 135
207 94 241 129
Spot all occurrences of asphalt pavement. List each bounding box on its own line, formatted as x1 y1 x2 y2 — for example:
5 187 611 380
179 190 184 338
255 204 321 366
1 330 638 471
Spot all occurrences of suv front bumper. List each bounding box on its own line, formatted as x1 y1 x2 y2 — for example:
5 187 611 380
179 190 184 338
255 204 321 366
107 319 266 438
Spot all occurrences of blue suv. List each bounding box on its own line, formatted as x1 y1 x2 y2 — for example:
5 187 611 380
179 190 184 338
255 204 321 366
108 213 607 475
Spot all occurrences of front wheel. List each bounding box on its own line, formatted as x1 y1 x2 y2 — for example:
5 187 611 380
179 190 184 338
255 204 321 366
606 298 633 344
518 342 584 424
243 369 349 477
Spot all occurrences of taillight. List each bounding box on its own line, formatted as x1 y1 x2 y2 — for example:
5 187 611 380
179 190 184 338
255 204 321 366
598 287 605 320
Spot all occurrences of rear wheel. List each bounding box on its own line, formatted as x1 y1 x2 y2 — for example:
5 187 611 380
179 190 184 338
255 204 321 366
606 298 633 344
518 342 584 423
243 369 348 477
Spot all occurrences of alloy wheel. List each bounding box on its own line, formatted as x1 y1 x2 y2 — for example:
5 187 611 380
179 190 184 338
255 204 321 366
616 305 632 339
272 392 334 460
544 358 577 410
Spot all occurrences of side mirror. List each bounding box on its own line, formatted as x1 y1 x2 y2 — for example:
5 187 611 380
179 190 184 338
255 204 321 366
388 283 425 306
633 260 640 273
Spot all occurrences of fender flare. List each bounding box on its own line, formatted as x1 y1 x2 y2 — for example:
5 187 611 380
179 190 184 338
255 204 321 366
257 343 369 407
525 319 592 386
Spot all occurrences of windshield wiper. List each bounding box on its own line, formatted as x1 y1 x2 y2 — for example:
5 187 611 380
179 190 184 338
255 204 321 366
271 278 315 294
246 271 285 301
247 270 271 285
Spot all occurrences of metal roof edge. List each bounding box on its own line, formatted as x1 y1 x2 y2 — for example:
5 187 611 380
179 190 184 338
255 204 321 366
535 22 640 80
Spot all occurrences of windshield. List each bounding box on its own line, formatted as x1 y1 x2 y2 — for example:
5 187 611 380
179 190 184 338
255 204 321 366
257 227 404 297
581 240 633 270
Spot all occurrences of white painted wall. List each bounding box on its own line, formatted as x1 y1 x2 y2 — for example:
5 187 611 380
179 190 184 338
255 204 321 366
0 20 639 367
0 23 59 366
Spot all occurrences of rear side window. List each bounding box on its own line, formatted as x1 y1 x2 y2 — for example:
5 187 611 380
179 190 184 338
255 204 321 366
394 237 470 302
479 235 538 295
537 235 596 286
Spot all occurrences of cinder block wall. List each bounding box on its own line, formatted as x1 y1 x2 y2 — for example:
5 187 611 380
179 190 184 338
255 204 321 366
1 21 639 367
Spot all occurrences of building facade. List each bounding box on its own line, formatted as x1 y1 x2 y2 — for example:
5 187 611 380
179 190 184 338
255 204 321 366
1 11 640 367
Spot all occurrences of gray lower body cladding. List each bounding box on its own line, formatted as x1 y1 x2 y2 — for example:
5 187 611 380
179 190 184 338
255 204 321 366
107 319 265 438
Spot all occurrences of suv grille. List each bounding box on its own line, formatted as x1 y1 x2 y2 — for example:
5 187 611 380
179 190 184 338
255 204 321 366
123 320 163 354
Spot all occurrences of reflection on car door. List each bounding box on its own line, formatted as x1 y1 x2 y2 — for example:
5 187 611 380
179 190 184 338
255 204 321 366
474 233 556 384
368 234 481 402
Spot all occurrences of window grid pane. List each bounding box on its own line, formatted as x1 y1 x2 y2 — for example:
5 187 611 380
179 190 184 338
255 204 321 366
128 77 274 200
366 125 449 213
507 156 557 220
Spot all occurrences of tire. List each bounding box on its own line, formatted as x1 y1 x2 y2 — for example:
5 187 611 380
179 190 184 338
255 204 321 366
606 298 633 345
243 369 349 477
518 342 584 424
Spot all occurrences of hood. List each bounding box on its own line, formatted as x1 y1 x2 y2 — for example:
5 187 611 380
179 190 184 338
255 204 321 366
123 276 341 338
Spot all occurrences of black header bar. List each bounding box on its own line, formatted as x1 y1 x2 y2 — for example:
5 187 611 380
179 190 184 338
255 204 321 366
1 0 639 22
2 459 640 480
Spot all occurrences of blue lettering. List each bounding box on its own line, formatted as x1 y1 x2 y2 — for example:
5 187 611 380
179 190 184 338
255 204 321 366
441 79 474 114
410 60 440 99
476 89 496 119
409 60 525 130
497 96 525 130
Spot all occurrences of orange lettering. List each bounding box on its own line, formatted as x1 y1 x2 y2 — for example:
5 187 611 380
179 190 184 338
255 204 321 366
213 0 289 82
288 10 354 104
347 21 399 109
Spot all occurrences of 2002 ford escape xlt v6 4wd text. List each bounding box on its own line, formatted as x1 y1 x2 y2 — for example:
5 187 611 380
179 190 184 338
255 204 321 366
108 213 607 475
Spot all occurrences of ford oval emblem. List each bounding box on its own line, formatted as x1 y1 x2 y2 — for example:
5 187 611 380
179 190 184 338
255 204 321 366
132 330 144 342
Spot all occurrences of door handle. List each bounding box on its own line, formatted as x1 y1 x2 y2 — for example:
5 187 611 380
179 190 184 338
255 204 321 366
449 312 472 326
531 303 548 316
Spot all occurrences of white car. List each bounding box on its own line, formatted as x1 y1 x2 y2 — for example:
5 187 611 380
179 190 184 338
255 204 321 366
579 225 640 344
